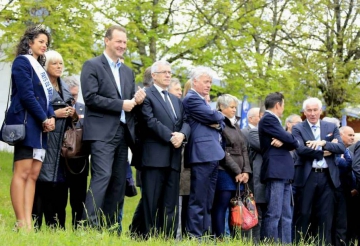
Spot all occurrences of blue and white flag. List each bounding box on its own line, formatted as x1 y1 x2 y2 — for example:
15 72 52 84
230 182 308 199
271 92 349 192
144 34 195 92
240 95 250 129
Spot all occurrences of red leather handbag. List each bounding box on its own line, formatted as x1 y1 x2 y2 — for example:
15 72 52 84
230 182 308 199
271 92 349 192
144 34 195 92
230 183 258 230
241 183 258 230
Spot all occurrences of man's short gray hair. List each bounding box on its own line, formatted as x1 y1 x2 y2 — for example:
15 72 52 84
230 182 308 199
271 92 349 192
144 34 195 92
143 67 153 87
303 97 322 111
190 66 216 87
285 114 302 124
44 50 64 72
151 61 171 73
216 94 239 110
247 107 260 119
322 117 340 128
63 76 79 88
169 78 181 90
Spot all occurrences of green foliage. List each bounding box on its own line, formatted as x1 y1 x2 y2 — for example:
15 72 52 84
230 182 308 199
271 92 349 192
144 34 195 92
1 0 360 118
0 0 96 74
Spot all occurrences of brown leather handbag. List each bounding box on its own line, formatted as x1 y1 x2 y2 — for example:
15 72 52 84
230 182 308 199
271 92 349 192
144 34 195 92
61 122 88 159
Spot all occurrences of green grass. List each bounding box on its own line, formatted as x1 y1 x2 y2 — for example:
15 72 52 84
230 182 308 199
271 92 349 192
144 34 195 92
0 151 309 245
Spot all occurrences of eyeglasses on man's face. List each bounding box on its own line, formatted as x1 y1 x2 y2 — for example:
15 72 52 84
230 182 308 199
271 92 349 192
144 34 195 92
154 71 172 75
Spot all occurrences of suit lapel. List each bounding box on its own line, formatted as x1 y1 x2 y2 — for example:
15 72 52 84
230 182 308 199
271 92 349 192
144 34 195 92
302 121 315 140
320 120 328 140
101 55 121 98
150 86 176 123
169 94 180 122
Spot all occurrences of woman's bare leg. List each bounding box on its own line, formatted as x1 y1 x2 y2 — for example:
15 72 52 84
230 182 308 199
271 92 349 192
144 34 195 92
10 159 33 228
24 160 42 229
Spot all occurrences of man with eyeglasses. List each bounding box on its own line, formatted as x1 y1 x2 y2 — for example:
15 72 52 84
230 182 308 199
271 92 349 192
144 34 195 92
136 60 190 238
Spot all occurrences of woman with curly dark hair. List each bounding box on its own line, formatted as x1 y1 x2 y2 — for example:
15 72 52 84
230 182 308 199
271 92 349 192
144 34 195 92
0 26 56 231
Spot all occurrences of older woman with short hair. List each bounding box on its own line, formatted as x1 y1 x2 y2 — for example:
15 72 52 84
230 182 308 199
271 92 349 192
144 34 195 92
32 50 78 229
212 94 252 238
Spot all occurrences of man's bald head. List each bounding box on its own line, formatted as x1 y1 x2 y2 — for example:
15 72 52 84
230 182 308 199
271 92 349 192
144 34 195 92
247 107 260 127
339 126 355 147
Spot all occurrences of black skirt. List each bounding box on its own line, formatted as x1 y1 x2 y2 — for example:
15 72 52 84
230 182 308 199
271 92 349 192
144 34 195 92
13 145 33 162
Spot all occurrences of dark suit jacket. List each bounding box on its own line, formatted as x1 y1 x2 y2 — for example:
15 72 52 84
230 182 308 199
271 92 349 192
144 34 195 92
248 127 267 203
351 141 360 190
292 120 345 188
182 90 225 165
80 54 136 143
241 125 251 140
140 86 190 171
258 111 299 182
0 56 55 149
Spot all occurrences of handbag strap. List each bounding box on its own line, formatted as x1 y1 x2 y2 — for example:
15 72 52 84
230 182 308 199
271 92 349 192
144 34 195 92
64 157 87 175
236 182 242 198
4 68 32 124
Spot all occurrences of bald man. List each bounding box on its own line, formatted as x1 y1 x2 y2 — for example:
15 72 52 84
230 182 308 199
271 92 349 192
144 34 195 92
333 126 356 245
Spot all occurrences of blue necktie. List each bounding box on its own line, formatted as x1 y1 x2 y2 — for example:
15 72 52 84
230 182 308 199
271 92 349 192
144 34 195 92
312 125 324 167
162 90 176 120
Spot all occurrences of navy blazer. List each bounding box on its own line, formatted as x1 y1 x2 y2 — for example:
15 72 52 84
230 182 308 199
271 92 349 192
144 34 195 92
0 56 55 149
258 111 299 181
81 54 137 143
292 120 345 188
140 86 190 171
182 90 225 165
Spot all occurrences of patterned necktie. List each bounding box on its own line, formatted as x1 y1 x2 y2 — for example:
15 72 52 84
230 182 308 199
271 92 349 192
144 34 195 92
312 125 324 167
162 90 177 120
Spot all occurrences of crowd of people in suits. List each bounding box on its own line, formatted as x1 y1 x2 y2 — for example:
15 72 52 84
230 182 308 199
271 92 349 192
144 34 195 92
3 24 360 246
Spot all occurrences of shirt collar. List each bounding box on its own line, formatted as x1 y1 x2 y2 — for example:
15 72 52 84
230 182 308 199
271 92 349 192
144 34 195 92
153 84 167 95
103 51 121 69
248 123 256 129
265 110 282 124
307 119 320 129
191 88 205 100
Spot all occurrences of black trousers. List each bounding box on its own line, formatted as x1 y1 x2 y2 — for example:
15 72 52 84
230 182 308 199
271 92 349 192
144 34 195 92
82 124 128 228
295 171 335 245
332 186 348 246
33 181 68 229
66 157 89 229
141 166 180 238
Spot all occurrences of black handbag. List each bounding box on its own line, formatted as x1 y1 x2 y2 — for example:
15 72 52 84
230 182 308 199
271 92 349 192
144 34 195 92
125 177 138 197
1 79 27 146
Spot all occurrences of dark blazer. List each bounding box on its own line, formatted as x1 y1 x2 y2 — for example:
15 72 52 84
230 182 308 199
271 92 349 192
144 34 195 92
182 90 225 165
0 56 55 149
351 141 360 187
140 86 190 171
80 54 136 143
292 120 345 188
258 111 299 182
248 127 267 203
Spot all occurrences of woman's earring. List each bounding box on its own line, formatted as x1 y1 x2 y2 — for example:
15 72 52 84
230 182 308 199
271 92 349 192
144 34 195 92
28 48 33 55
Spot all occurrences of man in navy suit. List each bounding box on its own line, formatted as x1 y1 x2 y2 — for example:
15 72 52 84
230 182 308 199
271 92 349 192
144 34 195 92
182 66 225 238
292 97 345 245
258 92 299 244
138 61 190 238
80 25 146 229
